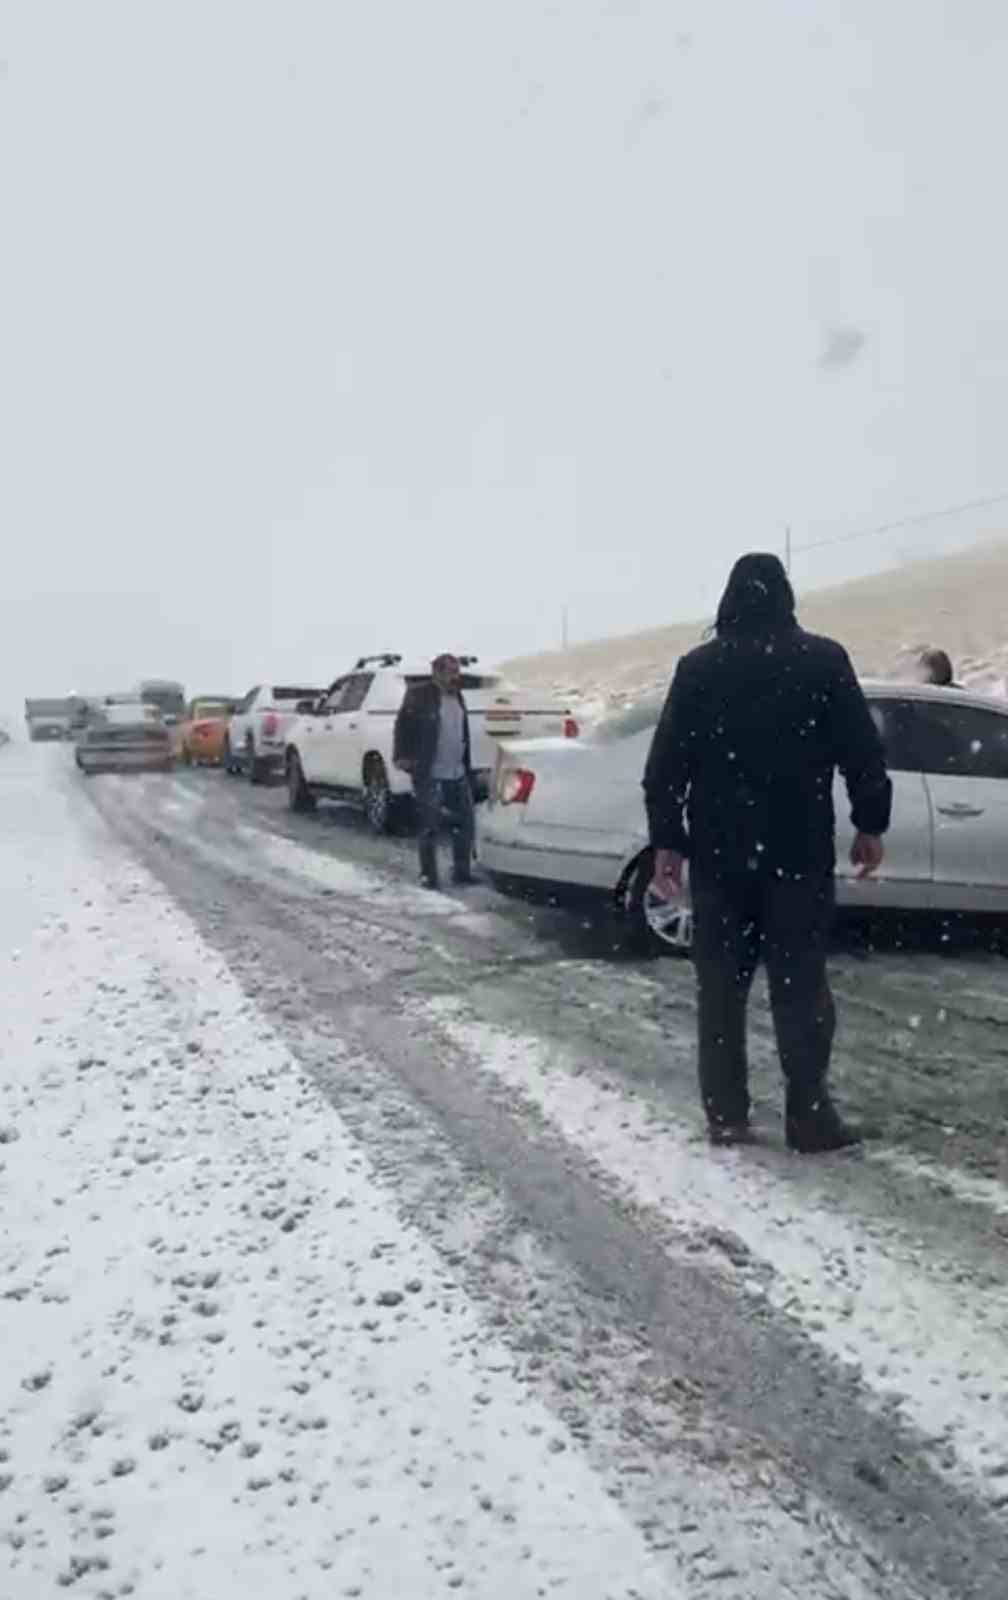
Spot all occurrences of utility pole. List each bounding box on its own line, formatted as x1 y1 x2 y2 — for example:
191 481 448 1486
561 605 569 651
784 525 792 575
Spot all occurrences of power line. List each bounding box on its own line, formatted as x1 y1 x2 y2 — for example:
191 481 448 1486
793 489 1008 557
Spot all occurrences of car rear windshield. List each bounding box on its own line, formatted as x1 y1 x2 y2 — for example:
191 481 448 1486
591 696 664 741
272 686 322 701
404 674 502 691
27 700 70 716
87 724 168 742
141 690 186 716
193 702 232 719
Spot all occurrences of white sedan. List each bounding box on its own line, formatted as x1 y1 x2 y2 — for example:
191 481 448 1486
476 679 1008 953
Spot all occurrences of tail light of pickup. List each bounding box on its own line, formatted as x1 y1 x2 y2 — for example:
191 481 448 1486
262 712 279 738
563 716 579 739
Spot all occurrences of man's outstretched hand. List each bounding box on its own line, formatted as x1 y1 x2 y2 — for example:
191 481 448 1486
851 832 884 879
651 848 685 901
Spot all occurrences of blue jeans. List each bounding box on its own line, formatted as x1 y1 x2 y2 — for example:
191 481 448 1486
415 776 475 883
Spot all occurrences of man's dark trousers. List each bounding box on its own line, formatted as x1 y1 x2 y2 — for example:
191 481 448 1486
415 776 475 884
691 867 836 1125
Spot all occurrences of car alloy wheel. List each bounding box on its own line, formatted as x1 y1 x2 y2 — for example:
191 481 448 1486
623 852 693 957
641 880 693 953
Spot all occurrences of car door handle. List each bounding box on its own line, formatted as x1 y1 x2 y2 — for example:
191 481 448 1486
937 802 985 818
347 721 358 729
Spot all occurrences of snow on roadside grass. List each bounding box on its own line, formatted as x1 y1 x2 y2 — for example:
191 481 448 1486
0 762 673 1598
421 998 1008 1502
867 1146 1008 1218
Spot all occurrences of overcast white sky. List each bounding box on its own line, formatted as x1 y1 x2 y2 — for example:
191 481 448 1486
3 0 1008 702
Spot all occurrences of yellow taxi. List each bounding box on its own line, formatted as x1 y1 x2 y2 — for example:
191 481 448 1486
176 697 237 766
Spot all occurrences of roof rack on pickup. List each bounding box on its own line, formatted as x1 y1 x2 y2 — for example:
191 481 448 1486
353 653 404 670
351 652 479 672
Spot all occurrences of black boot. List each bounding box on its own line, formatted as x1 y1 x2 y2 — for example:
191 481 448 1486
707 1118 753 1149
786 1093 862 1154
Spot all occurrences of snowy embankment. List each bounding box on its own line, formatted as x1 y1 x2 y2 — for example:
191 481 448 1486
504 538 1008 720
0 763 671 1598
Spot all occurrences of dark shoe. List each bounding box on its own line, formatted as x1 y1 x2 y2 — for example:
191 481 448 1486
786 1096 862 1154
706 1119 753 1148
451 872 476 887
419 875 441 891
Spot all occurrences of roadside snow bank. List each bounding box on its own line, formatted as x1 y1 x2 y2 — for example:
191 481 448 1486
0 754 672 1599
504 540 1008 717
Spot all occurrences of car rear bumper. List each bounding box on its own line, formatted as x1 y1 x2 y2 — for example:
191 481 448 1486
189 736 226 759
477 819 625 894
257 738 286 766
78 746 173 771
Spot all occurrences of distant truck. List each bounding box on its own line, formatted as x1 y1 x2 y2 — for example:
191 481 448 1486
136 679 186 726
24 698 74 741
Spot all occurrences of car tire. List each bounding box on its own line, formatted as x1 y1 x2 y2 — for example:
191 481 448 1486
363 757 395 835
623 852 693 958
287 751 316 813
246 737 265 786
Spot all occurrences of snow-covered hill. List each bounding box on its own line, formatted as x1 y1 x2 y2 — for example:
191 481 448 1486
505 538 1008 718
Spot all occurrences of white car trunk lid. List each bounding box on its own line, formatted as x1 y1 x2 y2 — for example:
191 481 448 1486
497 738 641 833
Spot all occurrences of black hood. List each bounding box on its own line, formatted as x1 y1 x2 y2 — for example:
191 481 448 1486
715 553 796 637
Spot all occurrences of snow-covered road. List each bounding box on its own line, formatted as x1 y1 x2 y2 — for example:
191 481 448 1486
2 744 1007 1598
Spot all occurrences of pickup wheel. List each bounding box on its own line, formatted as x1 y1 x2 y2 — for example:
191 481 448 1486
286 751 316 813
246 735 266 785
363 756 396 835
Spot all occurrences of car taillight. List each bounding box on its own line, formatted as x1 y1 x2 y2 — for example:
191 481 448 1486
563 716 579 739
499 767 536 805
262 712 278 737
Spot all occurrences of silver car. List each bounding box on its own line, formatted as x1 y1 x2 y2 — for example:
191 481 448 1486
476 680 1008 953
75 701 174 776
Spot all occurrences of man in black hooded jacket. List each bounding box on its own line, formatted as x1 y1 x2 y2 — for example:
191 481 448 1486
643 553 892 1153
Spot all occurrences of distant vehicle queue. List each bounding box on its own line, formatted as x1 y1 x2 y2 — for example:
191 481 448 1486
26 638 1005 956
37 653 581 827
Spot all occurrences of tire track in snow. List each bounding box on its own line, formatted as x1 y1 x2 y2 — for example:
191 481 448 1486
419 997 1008 1503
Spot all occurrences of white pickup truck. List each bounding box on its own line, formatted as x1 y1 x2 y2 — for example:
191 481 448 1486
283 654 579 832
225 682 325 783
